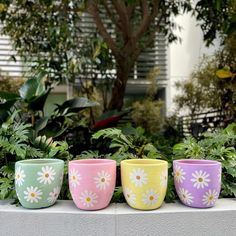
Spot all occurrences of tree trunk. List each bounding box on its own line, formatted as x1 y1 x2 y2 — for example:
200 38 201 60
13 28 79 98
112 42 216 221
108 60 131 111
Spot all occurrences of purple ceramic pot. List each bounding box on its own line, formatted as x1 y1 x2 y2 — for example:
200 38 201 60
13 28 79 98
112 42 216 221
173 159 221 208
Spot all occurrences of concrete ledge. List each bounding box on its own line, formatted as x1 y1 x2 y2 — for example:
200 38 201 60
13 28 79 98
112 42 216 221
0 199 236 236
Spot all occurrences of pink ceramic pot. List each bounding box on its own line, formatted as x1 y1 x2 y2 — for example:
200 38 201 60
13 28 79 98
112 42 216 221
69 159 116 210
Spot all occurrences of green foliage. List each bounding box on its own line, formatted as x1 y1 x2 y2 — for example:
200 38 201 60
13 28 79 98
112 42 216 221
0 112 72 200
194 0 235 46
174 54 236 118
174 15 236 119
0 73 24 93
0 0 83 84
131 99 164 134
131 67 164 133
173 123 236 198
0 76 98 140
81 126 176 202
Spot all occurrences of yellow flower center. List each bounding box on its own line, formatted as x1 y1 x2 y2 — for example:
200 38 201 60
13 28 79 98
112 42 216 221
31 193 36 198
17 174 20 179
176 171 180 177
101 178 105 182
183 194 186 199
149 196 154 201
209 196 214 201
198 177 203 182
136 175 141 180
45 173 49 178
72 176 76 180
86 197 91 202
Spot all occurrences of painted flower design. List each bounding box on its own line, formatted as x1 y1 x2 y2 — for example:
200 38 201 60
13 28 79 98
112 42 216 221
79 190 98 208
47 186 60 204
191 170 210 189
94 171 111 190
24 186 42 203
123 187 136 206
142 189 159 206
69 169 81 188
177 188 194 205
37 166 56 185
129 168 148 187
173 165 186 183
15 166 26 186
202 189 218 206
160 170 168 188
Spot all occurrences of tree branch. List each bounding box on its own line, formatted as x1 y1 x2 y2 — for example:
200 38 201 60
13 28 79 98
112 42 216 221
111 0 131 39
133 13 164 62
103 0 122 31
87 1 120 58
133 0 161 42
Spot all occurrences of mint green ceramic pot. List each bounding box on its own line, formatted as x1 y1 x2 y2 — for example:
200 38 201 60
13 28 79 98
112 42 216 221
15 159 64 209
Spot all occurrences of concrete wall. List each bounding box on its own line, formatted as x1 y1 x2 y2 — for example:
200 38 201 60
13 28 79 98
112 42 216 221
0 199 236 236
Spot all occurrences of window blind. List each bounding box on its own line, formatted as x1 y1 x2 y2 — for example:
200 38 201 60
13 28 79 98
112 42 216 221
0 11 168 90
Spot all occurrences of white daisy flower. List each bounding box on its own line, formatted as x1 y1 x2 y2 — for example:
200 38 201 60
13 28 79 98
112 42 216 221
202 189 218 206
69 169 81 188
37 166 56 185
79 190 98 208
94 171 111 190
129 168 148 187
191 170 210 189
173 165 186 183
160 170 168 188
15 166 26 186
177 188 194 205
47 186 60 204
142 189 159 206
123 187 136 206
24 186 42 203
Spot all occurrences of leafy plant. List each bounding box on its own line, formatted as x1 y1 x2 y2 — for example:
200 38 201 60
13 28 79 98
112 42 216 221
0 76 98 139
0 72 24 93
0 112 72 200
131 67 164 134
79 125 176 202
174 26 236 122
173 123 236 198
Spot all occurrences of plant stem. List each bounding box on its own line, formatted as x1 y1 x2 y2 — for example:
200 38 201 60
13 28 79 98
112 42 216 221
31 113 35 127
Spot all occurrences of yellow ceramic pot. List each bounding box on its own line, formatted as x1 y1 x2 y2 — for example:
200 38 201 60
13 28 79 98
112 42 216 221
121 159 168 210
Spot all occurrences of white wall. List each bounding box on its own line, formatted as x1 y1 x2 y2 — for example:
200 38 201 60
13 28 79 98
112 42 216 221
1 199 236 236
166 13 220 116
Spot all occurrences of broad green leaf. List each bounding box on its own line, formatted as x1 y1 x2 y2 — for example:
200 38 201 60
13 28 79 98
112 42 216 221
19 78 41 101
56 97 98 113
0 92 20 101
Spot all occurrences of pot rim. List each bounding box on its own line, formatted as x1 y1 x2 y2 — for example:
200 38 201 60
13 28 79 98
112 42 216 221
69 159 116 166
16 158 64 165
121 158 167 166
173 159 221 166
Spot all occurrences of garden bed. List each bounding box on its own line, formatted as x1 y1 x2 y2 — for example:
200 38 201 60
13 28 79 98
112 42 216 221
0 199 236 236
